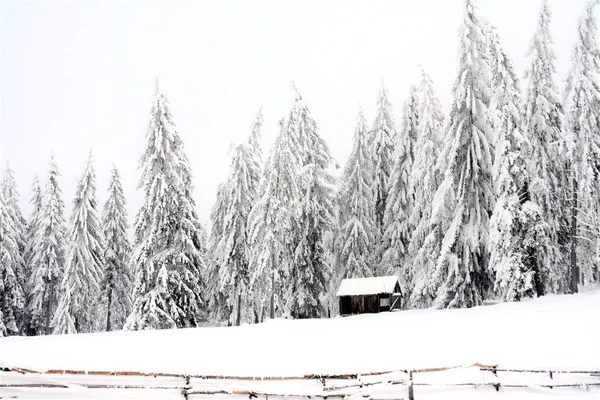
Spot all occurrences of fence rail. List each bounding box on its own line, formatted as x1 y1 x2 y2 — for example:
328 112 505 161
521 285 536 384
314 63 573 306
2 364 600 400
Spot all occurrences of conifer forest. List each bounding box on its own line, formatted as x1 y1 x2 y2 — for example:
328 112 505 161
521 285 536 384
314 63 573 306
1 0 599 336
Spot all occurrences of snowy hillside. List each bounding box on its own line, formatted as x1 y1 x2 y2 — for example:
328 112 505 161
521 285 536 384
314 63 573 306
1 289 599 399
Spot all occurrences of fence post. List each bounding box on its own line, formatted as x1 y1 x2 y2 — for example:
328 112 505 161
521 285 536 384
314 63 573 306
408 370 414 400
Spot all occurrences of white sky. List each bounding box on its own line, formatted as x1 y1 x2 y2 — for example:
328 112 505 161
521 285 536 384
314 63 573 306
0 0 591 227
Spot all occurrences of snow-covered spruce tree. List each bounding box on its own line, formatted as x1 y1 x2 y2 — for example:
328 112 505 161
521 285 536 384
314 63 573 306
488 28 549 302
286 86 336 319
407 69 445 308
23 176 42 288
380 85 419 282
212 140 262 326
27 155 67 334
564 0 600 288
52 152 105 334
125 81 206 330
337 106 377 279
0 192 25 336
207 183 232 324
21 175 42 334
1 164 27 290
524 0 570 294
248 118 300 321
370 80 397 237
245 108 265 322
430 0 495 309
98 166 132 331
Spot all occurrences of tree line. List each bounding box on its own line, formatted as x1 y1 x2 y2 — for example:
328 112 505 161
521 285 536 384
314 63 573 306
0 0 598 335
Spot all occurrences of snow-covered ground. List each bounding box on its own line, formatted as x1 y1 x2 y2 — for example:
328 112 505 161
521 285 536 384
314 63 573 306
2 289 599 399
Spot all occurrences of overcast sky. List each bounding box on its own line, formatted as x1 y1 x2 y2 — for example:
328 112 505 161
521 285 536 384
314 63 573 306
0 0 592 228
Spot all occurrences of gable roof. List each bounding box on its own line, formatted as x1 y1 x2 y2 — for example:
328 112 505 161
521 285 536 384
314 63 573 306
336 276 400 296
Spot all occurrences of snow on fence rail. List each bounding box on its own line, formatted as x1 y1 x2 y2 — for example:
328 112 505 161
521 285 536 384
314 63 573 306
2 363 600 400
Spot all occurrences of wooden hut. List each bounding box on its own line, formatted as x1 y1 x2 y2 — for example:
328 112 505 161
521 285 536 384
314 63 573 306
336 276 402 315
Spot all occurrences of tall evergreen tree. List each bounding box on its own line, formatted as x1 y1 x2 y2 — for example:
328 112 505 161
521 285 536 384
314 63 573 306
564 0 600 288
23 175 42 289
286 87 335 319
125 81 206 330
338 106 376 279
99 166 132 331
245 108 265 322
380 85 419 282
408 69 445 308
430 0 495 309
1 164 27 290
488 28 549 302
370 81 397 236
0 192 25 336
249 118 300 321
52 153 105 334
207 183 232 324
212 138 262 326
524 0 570 294
27 155 67 334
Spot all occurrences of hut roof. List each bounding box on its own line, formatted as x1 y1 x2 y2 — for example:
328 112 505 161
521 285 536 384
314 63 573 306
336 276 400 297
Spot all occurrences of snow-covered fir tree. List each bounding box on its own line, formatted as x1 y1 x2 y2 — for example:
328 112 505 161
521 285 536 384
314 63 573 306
248 118 300 321
52 152 105 334
286 86 336 319
564 0 600 288
408 69 445 308
1 164 27 291
212 137 262 326
370 81 397 236
430 0 495 309
248 107 264 169
488 27 549 302
337 106 377 279
524 0 570 294
27 154 67 334
1 164 27 332
99 165 132 331
207 183 232 324
23 175 42 290
245 108 265 322
0 192 25 336
125 81 206 330
380 85 419 283
21 175 42 334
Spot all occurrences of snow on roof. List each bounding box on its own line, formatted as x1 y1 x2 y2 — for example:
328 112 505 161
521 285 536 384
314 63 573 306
336 276 400 296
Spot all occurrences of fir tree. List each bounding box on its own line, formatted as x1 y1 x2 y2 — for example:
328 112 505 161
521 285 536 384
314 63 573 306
338 106 377 279
286 87 335 319
99 166 132 331
212 139 261 326
248 118 300 321
564 0 600 288
52 152 105 334
430 0 495 309
1 164 27 290
245 108 265 322
488 27 549 302
380 85 419 283
524 0 570 294
408 69 445 308
125 81 206 330
23 175 42 289
207 183 232 324
0 192 25 336
370 81 397 236
27 154 67 334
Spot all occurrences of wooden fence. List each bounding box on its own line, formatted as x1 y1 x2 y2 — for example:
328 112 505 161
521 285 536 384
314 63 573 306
2 363 599 399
